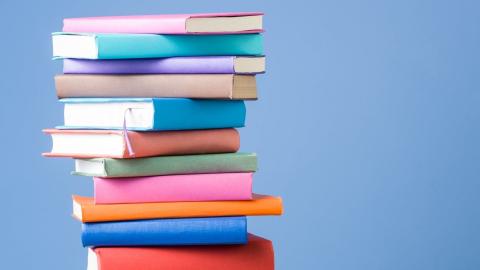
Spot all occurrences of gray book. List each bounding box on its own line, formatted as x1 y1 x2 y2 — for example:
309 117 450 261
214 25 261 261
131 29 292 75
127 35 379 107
73 152 257 178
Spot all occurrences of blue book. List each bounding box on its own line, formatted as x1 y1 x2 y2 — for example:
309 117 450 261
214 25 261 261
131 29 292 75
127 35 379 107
52 33 263 59
81 216 247 247
59 98 246 131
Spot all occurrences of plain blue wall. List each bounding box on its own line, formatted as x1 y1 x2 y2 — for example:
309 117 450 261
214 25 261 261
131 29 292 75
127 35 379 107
1 0 479 269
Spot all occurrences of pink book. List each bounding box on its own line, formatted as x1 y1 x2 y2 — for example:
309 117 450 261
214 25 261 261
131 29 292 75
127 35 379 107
63 12 263 34
94 172 253 204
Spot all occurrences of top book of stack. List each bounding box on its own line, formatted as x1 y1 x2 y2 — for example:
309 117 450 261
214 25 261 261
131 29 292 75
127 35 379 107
62 12 263 34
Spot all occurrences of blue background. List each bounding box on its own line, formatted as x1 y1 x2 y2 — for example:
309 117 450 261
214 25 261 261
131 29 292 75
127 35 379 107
0 0 479 269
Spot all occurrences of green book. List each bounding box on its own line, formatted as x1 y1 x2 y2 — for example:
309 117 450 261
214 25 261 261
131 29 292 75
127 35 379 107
52 32 263 59
73 153 257 178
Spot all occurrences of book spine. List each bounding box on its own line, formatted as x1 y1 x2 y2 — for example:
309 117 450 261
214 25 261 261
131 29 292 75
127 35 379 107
94 173 253 204
63 57 236 74
91 234 274 270
81 216 247 247
152 99 246 130
102 153 258 178
97 34 263 59
55 74 236 99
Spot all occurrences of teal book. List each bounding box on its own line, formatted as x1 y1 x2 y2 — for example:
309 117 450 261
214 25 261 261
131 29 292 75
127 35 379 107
52 32 263 59
58 98 246 131
73 153 258 178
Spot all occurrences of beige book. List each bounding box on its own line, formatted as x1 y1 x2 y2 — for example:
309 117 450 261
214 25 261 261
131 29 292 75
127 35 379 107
55 74 257 100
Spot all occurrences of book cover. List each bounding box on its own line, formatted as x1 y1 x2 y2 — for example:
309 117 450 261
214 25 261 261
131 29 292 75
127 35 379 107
55 74 257 100
73 194 283 222
63 12 263 34
58 98 246 131
88 234 273 270
63 56 265 75
52 33 263 59
81 216 247 247
43 128 239 158
74 152 257 178
94 173 253 204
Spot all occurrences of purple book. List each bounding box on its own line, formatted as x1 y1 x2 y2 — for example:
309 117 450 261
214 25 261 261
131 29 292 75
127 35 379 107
63 56 265 74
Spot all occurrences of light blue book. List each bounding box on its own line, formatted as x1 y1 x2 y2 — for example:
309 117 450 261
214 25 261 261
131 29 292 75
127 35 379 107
52 32 263 59
58 98 246 131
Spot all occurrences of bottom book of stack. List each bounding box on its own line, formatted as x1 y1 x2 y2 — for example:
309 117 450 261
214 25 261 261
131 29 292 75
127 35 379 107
88 234 274 270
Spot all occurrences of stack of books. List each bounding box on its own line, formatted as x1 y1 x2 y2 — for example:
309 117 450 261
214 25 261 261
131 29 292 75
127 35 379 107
44 12 283 270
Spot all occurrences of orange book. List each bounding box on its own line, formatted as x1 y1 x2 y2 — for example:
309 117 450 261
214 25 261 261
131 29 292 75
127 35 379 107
43 128 239 158
88 234 274 270
73 194 283 222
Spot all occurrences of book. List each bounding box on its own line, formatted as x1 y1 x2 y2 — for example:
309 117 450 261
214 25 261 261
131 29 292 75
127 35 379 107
43 129 239 158
55 74 257 100
58 98 245 131
94 173 253 204
63 56 265 75
73 152 257 178
73 194 283 222
63 12 263 34
81 216 247 247
52 33 263 59
87 234 273 270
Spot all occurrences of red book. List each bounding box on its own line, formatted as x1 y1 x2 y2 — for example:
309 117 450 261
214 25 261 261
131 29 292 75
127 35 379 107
43 128 239 158
88 234 274 270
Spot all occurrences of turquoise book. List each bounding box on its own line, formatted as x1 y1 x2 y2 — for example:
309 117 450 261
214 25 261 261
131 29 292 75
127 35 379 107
58 98 246 131
52 33 263 59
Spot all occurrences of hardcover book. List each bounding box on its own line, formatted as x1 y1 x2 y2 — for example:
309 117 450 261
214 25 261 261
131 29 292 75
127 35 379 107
52 33 263 59
73 194 283 222
81 216 247 247
58 98 246 131
87 234 273 270
94 173 253 204
55 74 257 100
63 56 265 75
63 12 263 34
73 152 257 178
43 128 239 158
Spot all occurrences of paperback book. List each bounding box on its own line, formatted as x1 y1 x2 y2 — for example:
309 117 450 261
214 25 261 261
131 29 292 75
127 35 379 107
52 33 263 59
81 216 247 247
63 56 265 75
94 172 253 204
43 128 239 158
73 194 283 222
58 98 246 131
73 153 258 178
87 234 273 270
55 74 257 99
63 12 263 34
